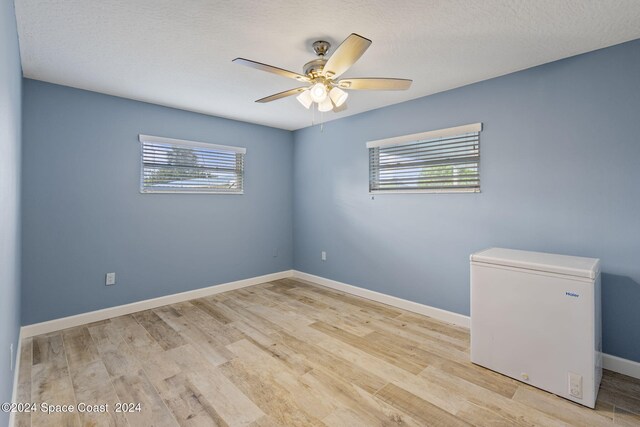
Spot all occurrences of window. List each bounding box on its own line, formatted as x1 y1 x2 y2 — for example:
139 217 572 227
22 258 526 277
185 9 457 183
139 134 245 194
367 123 481 193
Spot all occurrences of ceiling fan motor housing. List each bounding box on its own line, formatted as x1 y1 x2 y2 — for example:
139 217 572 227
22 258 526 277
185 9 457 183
304 40 331 78
303 58 328 78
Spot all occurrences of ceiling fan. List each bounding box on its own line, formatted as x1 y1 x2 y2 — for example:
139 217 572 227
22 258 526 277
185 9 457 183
233 33 412 113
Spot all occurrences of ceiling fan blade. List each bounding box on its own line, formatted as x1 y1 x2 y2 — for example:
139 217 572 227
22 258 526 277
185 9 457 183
337 78 412 91
333 102 348 113
322 33 372 79
255 87 308 103
233 58 310 82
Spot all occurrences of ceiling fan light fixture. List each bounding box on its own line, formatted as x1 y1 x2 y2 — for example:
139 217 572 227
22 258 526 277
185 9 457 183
233 34 413 117
296 90 313 109
309 83 328 102
318 96 334 112
329 87 348 107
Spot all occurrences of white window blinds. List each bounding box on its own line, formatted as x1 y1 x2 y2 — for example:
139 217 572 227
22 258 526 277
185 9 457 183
367 123 481 193
139 135 245 194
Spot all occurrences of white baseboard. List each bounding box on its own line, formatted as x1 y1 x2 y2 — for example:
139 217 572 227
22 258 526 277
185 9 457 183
21 270 294 338
293 270 470 328
603 353 640 380
8 329 23 427
17 268 639 381
293 270 640 380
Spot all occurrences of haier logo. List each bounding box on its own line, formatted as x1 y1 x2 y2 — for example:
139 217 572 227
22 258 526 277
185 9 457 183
565 292 580 298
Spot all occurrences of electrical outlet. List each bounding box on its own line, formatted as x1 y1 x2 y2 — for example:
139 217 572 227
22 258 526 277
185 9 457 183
321 251 327 261
10 343 14 371
568 372 583 399
106 272 116 286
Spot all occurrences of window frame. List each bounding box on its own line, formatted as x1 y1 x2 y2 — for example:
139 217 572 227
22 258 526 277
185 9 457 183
367 123 482 194
138 134 246 195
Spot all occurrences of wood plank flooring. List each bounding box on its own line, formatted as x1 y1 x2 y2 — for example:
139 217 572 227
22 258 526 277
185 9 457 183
14 278 640 426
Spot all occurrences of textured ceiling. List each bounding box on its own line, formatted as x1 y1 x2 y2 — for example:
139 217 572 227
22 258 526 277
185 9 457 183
14 0 640 130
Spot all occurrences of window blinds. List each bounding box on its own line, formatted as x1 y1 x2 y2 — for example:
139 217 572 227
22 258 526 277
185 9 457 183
139 135 245 194
367 123 481 193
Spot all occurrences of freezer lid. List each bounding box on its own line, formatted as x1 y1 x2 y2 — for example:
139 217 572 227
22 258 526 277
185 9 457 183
470 247 600 279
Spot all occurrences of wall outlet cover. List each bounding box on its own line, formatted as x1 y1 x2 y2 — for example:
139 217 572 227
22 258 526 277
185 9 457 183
569 372 583 399
106 272 116 286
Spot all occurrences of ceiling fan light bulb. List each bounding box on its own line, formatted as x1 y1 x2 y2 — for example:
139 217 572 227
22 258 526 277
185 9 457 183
318 96 333 112
296 90 313 109
329 87 348 107
310 83 328 102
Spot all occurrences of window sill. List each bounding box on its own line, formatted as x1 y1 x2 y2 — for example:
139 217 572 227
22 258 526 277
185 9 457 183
140 190 244 195
369 188 480 194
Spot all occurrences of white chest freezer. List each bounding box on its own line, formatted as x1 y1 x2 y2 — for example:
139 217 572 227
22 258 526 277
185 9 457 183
470 248 602 407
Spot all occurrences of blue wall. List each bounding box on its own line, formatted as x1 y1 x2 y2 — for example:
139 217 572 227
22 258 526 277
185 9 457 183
293 40 640 363
0 0 22 422
22 80 294 325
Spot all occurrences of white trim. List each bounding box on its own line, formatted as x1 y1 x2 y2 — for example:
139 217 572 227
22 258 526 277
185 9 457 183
603 353 640 380
140 190 244 195
8 329 23 427
292 270 470 328
366 123 482 149
20 270 293 338
370 189 480 195
138 134 247 154
16 268 639 381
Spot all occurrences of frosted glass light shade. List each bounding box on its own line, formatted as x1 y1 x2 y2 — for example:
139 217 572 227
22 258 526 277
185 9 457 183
296 90 312 109
309 83 328 102
318 96 334 112
329 87 348 107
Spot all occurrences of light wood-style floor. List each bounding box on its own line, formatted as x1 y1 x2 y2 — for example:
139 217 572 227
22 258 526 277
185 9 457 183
14 278 640 426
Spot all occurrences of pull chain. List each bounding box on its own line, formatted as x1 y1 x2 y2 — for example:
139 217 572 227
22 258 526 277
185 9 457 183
310 103 324 132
